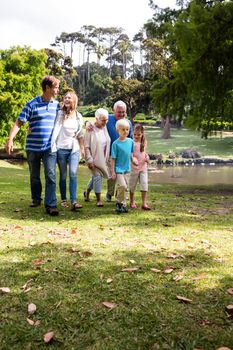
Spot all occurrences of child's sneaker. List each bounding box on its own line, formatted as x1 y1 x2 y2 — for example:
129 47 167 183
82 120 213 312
115 202 122 213
121 205 128 213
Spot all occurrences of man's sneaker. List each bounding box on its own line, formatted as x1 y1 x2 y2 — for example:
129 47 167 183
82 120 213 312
121 205 128 213
106 193 112 202
46 207 59 216
29 201 41 208
115 202 122 213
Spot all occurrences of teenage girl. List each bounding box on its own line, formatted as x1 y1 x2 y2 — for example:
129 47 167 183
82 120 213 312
129 123 151 210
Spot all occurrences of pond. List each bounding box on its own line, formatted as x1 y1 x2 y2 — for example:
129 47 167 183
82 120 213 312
149 165 233 185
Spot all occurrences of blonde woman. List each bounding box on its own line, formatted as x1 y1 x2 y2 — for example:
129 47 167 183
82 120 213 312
51 91 84 210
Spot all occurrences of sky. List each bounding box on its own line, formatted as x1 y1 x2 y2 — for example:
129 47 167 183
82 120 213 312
0 0 176 53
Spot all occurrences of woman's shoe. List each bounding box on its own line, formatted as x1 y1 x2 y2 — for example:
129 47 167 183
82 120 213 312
130 203 137 209
61 200 69 207
96 201 104 207
71 202 83 211
141 204 151 210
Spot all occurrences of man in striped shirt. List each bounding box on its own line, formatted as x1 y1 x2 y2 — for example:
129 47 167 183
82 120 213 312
6 76 60 216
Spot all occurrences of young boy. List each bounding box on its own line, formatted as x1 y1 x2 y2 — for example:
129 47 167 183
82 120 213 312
111 119 135 213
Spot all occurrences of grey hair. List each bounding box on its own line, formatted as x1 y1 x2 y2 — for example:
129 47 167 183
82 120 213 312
113 100 126 111
95 108 109 120
116 119 130 132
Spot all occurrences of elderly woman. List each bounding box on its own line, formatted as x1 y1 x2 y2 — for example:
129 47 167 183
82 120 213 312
51 91 84 211
84 108 110 207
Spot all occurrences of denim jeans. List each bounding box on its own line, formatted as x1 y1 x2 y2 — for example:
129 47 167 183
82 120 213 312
87 175 102 193
57 149 80 203
27 150 57 208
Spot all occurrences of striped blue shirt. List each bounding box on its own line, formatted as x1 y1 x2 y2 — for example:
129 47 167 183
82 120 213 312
18 96 60 152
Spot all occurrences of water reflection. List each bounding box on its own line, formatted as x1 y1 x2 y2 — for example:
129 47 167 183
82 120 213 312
149 165 233 185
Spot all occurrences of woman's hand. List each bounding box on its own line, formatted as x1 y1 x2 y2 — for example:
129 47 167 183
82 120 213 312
88 162 95 170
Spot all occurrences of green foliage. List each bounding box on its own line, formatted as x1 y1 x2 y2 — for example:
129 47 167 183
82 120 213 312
0 47 48 147
148 0 233 136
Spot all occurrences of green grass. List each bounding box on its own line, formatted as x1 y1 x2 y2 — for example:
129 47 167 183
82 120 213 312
145 127 233 158
0 160 233 349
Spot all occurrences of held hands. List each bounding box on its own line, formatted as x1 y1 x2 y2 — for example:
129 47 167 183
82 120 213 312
145 154 150 164
5 138 13 155
85 121 94 132
88 162 95 170
132 156 139 166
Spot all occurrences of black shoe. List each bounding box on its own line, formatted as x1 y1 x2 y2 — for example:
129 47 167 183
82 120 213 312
121 205 128 213
46 207 59 216
106 193 112 202
29 201 41 208
115 202 122 213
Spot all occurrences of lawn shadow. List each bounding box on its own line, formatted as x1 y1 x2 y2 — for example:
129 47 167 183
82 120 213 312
0 242 233 349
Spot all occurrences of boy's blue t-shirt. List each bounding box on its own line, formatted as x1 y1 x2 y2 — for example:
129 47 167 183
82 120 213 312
111 138 134 173
107 115 133 153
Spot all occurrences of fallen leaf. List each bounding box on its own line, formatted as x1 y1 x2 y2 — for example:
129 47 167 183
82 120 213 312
201 239 210 245
21 278 33 290
102 301 117 309
71 229 77 234
188 243 195 249
32 259 46 266
129 259 136 264
106 278 113 284
99 224 104 230
14 208 21 212
164 268 174 274
227 288 233 295
79 251 93 258
43 331 55 344
121 267 139 272
167 253 185 259
176 295 192 303
150 268 161 273
28 303 37 315
34 320 41 326
0 287 11 293
14 225 23 229
225 304 233 315
27 318 35 326
173 275 184 282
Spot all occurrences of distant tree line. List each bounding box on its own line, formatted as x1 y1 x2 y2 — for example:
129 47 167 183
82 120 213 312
1 0 233 148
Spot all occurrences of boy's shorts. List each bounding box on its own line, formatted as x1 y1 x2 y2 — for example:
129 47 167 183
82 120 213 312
129 171 148 192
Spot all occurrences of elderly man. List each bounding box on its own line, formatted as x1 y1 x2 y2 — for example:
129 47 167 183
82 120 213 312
5 75 60 216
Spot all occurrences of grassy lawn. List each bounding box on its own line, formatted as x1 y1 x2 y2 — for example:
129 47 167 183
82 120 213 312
145 127 233 158
0 160 233 349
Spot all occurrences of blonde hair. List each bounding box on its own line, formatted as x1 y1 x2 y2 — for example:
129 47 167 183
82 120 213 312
62 91 78 120
116 119 130 132
95 108 108 120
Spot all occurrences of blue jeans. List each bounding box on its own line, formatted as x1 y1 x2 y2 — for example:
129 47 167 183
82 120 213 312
57 149 80 203
27 150 57 208
87 175 102 193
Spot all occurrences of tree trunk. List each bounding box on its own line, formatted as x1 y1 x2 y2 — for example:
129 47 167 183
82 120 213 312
161 115 171 139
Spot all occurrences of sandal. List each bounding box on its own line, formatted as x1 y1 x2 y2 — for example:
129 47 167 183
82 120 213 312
61 200 69 207
96 201 103 207
130 203 137 209
83 191 90 202
71 202 83 211
142 204 151 210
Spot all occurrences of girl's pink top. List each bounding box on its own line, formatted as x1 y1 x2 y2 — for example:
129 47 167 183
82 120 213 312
131 141 148 172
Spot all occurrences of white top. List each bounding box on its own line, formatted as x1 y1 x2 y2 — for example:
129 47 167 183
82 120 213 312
57 117 79 149
97 127 107 155
51 110 83 153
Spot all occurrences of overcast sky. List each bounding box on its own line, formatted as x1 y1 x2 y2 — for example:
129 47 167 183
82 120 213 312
0 0 176 52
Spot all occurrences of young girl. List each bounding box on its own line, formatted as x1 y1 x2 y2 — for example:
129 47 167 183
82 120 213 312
129 124 151 210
